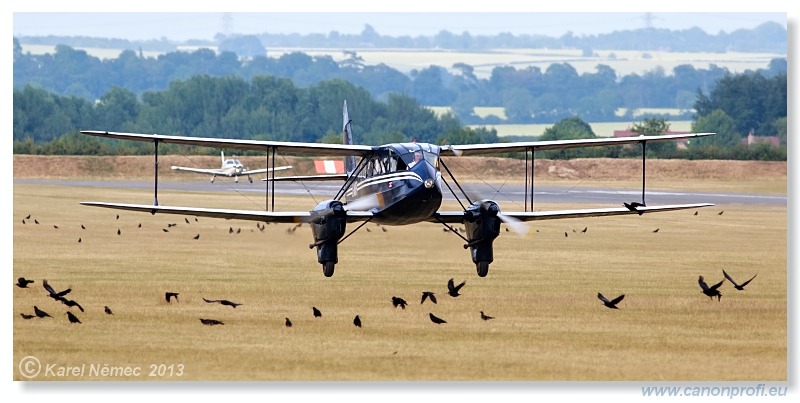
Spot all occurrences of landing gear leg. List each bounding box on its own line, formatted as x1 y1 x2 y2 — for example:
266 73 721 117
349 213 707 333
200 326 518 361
248 175 253 183
211 176 216 183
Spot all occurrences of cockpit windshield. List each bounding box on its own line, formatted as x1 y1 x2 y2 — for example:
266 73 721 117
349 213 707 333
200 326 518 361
400 150 438 169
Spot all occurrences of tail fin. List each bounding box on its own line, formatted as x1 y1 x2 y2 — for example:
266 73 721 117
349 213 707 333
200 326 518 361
342 101 356 175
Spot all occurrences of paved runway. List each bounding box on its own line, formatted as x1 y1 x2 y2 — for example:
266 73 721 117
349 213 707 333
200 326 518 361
15 179 786 206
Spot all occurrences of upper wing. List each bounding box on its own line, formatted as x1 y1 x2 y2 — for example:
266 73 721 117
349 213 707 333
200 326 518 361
430 203 714 224
79 202 374 223
442 133 714 156
81 131 376 157
241 165 293 175
170 166 222 175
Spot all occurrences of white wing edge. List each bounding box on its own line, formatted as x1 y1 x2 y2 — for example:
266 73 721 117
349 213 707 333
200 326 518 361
431 203 714 224
170 166 222 175
263 174 349 182
242 165 293 175
79 202 373 223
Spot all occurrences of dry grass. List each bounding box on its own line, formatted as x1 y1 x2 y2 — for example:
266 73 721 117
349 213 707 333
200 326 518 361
13 182 786 381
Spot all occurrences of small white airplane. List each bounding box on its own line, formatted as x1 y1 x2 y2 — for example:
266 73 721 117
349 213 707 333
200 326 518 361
171 151 291 183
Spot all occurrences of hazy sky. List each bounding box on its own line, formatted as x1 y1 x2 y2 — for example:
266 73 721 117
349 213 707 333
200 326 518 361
10 5 790 41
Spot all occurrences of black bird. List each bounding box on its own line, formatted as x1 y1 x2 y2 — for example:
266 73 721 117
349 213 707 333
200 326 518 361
22 219 25 224
597 293 625 309
25 214 31 219
66 311 81 324
381 227 388 232
723 270 757 291
20 313 36 320
623 202 645 215
117 228 121 235
138 223 142 228
185 218 190 224
353 315 362 328
421 291 437 304
34 306 51 318
582 227 588 233
16 277 34 288
480 311 495 320
285 317 293 328
392 296 408 309
116 214 119 220
165 292 179 303
203 298 242 308
193 234 200 240
162 228 169 233
694 211 699 216
200 318 224 326
366 227 372 232
698 275 724 301
652 228 660 233
229 227 234 234
81 224 86 229
564 231 568 237
63 299 85 312
34 219 39 224
43 279 71 298
447 278 466 297
78 238 81 243
313 307 322 317
167 223 177 228
104 306 114 315
53 225 59 229
429 313 447 324
195 218 198 222
718 211 724 215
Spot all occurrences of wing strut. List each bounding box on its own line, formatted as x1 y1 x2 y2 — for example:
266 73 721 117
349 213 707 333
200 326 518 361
641 141 647 206
265 148 270 211
153 140 160 206
438 158 473 208
271 147 276 211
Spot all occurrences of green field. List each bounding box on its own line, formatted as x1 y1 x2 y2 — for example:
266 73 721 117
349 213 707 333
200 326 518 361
13 182 787 381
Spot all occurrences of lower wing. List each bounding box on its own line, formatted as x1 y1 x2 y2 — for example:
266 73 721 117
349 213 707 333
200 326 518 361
264 174 349 182
430 203 714 223
79 202 374 223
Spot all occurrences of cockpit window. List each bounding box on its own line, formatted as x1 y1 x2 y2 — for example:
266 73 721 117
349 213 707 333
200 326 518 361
400 150 437 169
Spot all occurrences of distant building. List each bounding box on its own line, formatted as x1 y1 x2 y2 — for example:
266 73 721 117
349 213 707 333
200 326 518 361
742 131 780 147
613 128 691 149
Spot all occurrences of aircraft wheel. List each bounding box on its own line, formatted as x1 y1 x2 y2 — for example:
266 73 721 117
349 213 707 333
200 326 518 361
322 261 336 277
476 261 490 277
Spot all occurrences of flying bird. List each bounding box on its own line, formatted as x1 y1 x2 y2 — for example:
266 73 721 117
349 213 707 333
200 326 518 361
43 279 71 298
193 234 200 240
718 211 724 215
429 313 447 324
34 219 39 224
16 277 34 288
313 307 322 317
104 306 114 315
165 292 179 303
652 228 660 233
582 227 588 233
25 214 31 219
391 296 408 309
421 291 437 304
53 225 59 229
285 317 293 328
203 298 242 308
480 311 495 320
623 202 645 215
723 270 757 291
34 306 51 318
200 318 224 326
81 224 86 229
22 219 25 224
162 228 169 233
185 218 190 224
353 315 362 328
63 299 85 312
597 293 625 309
66 311 81 324
698 275 724 301
447 278 466 297
20 313 36 320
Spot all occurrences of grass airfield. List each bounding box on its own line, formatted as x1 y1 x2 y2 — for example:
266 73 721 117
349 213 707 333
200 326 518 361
12 183 786 381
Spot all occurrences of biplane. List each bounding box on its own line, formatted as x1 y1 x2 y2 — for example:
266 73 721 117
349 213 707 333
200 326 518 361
170 151 291 183
80 101 714 277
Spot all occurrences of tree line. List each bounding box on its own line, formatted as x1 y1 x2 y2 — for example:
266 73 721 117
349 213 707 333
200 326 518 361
13 69 786 160
13 39 787 126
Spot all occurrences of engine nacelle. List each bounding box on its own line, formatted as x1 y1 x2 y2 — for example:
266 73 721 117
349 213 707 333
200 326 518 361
309 200 348 265
463 200 502 271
